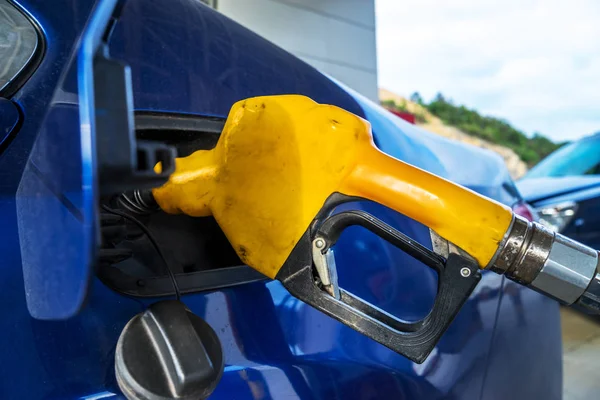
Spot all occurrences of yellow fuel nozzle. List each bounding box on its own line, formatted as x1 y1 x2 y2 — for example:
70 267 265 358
150 94 600 363
152 95 513 278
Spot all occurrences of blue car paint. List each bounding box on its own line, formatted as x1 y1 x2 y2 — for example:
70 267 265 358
564 193 600 249
480 282 562 400
0 98 20 148
518 176 600 204
16 0 124 320
0 0 561 399
519 175 600 250
107 0 365 121
518 134 600 250
526 183 600 250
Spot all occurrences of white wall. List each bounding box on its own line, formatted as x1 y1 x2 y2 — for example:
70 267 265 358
216 0 378 101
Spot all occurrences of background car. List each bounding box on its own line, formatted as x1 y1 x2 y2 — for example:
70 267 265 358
1 0 561 399
518 132 600 249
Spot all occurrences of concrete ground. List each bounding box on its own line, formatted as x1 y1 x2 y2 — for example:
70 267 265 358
562 307 600 400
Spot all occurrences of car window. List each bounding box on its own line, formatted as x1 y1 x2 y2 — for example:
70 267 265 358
525 135 600 178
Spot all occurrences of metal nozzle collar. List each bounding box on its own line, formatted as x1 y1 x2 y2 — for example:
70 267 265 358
489 215 553 284
490 215 599 304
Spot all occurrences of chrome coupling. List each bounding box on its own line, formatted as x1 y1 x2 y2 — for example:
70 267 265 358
490 215 599 306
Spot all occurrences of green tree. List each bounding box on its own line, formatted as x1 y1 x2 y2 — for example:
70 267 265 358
421 93 561 166
410 92 424 105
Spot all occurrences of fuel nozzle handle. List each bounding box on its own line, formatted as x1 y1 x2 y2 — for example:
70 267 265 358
489 215 600 312
148 94 600 315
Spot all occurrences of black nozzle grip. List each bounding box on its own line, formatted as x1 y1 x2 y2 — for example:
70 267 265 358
277 210 481 363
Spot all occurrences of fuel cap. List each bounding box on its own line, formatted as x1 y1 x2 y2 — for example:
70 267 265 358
115 300 223 400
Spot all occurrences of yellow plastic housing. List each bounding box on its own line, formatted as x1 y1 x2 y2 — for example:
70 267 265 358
153 95 513 278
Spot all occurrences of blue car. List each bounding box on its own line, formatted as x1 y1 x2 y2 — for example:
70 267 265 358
1 0 561 399
518 133 600 250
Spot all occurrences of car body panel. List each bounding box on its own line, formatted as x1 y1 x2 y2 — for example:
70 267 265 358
518 134 600 250
480 281 562 400
563 193 600 249
528 185 600 250
107 0 365 121
518 176 600 203
15 0 126 320
0 0 562 398
0 98 20 148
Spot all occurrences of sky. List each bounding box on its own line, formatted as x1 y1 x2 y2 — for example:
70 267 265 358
375 0 600 142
